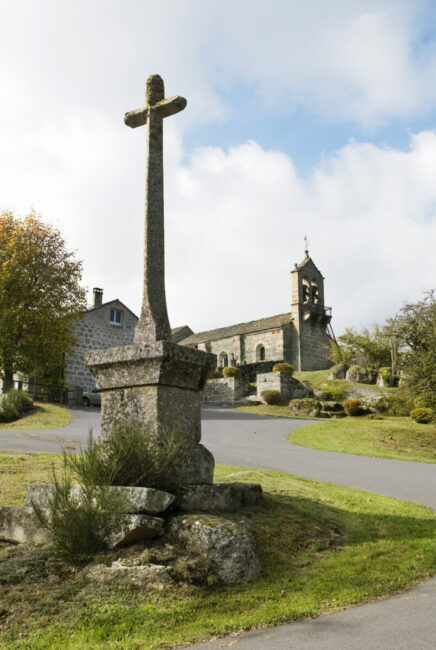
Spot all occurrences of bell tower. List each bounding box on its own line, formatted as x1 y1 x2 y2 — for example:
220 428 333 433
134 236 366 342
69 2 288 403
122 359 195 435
290 245 332 371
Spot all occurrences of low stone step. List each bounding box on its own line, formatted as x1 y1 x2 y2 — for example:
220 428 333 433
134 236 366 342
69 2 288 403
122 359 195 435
0 506 51 544
25 484 175 515
84 561 171 588
176 482 262 512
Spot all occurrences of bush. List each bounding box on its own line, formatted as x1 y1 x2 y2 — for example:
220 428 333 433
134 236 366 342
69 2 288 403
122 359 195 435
222 366 241 379
0 389 33 422
341 398 362 416
410 408 434 424
318 383 347 402
33 436 127 562
208 369 222 379
380 388 414 416
272 363 294 376
261 389 281 405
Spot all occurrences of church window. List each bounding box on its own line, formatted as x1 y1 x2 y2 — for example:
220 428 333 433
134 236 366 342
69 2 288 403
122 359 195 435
311 281 319 304
302 278 310 304
110 308 122 326
219 352 228 367
256 345 266 361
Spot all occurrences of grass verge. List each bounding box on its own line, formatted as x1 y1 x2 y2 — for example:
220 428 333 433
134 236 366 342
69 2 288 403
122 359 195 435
289 417 436 463
0 454 435 648
0 403 70 431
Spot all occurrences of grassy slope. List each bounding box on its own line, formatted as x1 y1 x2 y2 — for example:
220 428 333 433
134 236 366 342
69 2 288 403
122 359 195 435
0 403 70 430
290 418 436 463
0 455 435 648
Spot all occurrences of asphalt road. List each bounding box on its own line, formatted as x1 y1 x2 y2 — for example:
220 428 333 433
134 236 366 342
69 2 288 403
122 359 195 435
1 405 435 649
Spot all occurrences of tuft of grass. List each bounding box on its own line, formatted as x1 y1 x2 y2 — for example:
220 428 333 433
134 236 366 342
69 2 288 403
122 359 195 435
0 402 70 430
0 459 435 648
289 417 436 463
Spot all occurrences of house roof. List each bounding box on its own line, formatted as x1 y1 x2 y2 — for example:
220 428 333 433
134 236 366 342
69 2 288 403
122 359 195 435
180 312 294 345
171 325 194 343
83 299 139 321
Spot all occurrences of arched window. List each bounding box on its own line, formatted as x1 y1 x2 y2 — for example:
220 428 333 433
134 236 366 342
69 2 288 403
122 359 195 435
219 352 229 368
256 345 266 362
311 280 319 304
302 278 310 304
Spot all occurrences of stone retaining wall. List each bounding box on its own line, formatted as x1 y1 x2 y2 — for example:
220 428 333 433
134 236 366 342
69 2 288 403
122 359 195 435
203 377 248 404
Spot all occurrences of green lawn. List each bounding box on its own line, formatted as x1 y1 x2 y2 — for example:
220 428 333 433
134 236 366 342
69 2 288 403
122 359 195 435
290 417 436 463
0 403 70 431
0 454 435 648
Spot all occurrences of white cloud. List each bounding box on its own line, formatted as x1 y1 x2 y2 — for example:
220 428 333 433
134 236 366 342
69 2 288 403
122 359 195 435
164 132 436 335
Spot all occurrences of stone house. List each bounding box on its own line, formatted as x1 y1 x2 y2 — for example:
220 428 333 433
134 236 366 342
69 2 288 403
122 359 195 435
64 288 139 393
178 253 333 372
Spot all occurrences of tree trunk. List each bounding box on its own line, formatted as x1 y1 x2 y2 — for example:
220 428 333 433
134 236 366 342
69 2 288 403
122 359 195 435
2 369 13 393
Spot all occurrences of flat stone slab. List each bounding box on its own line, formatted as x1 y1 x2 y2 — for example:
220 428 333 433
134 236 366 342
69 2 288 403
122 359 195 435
85 560 171 588
107 514 164 549
0 506 51 544
26 484 175 515
166 514 260 584
85 341 216 391
177 483 262 512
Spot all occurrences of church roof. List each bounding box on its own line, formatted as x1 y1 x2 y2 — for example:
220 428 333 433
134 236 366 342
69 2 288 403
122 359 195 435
179 312 294 345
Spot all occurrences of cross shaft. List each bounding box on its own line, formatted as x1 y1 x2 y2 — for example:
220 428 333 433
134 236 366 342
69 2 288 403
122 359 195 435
125 75 186 344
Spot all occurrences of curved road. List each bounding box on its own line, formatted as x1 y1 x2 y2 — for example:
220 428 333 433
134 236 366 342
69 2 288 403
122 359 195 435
1 405 435 648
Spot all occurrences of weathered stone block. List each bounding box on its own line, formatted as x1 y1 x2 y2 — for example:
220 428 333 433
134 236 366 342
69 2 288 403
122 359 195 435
176 483 262 512
0 506 51 544
166 514 260 584
107 514 164 549
85 561 171 588
328 364 349 380
26 484 175 515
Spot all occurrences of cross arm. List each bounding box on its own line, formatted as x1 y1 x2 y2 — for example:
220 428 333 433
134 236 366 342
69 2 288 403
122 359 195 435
153 95 187 118
124 107 148 128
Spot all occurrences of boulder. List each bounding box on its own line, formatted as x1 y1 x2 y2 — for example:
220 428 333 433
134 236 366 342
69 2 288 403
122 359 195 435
177 483 262 512
328 364 349 380
166 514 260 584
0 506 51 544
288 398 322 418
345 366 377 385
106 514 164 549
84 561 171 588
26 484 175 515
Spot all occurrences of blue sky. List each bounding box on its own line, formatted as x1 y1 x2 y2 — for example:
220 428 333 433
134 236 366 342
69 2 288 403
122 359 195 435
0 0 436 336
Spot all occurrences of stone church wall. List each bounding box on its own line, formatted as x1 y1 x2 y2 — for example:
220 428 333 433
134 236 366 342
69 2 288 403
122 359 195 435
299 320 331 371
64 302 137 392
243 330 284 364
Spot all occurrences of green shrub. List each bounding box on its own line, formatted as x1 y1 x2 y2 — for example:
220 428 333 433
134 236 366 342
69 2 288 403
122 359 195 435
272 363 294 376
0 389 33 422
341 398 362 416
33 436 127 562
318 383 347 401
261 389 281 405
381 388 414 416
222 366 241 379
208 369 222 379
410 408 434 424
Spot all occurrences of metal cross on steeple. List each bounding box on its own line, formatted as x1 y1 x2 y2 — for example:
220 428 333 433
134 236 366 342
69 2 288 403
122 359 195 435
304 235 310 257
125 74 187 344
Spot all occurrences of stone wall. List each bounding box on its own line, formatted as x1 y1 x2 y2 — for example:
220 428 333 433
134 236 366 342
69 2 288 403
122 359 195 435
257 372 311 401
64 301 137 392
203 377 248 404
298 319 331 371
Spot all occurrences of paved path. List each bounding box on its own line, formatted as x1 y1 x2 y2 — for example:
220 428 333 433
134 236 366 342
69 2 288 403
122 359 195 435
1 405 435 648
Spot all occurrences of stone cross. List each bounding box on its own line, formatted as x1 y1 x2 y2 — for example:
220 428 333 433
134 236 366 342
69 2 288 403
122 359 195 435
125 74 187 344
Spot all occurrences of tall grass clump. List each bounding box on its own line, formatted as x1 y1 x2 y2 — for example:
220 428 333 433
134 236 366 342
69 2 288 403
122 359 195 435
33 423 185 561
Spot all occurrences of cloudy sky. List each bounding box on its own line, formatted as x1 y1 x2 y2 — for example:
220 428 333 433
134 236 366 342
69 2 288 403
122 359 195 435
1 0 436 336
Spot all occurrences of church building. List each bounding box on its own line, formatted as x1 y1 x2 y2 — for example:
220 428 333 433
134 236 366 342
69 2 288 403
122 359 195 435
179 252 333 372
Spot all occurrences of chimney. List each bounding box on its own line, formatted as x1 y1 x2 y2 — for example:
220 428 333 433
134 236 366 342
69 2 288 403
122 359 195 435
93 287 103 308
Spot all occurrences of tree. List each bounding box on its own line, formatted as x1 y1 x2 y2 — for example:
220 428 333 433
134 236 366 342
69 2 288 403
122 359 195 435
333 325 392 369
397 290 436 409
0 210 87 393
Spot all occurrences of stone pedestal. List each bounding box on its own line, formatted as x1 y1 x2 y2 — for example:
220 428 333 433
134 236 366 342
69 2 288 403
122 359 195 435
85 341 216 487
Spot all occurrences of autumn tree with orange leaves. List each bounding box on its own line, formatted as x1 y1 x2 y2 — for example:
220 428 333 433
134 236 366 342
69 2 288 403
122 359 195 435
0 210 87 393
